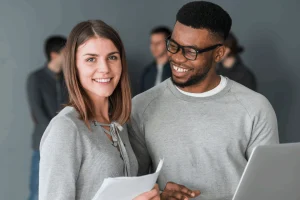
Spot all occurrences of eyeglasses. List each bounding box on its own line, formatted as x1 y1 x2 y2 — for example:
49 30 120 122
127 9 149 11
165 36 223 61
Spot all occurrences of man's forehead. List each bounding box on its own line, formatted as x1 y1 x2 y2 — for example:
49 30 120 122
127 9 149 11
172 21 212 47
151 33 165 40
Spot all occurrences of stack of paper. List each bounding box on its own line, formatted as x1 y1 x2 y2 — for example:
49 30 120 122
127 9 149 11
92 159 164 200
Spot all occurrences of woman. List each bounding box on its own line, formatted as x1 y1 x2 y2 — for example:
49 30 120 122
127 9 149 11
217 32 257 91
39 20 159 200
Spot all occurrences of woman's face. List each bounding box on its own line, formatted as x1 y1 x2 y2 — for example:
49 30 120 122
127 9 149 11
76 37 122 101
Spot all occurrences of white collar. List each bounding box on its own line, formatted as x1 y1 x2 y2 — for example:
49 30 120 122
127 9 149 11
176 76 227 97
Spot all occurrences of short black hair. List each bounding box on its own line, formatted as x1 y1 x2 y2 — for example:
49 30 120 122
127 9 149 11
150 26 172 38
176 1 232 40
44 35 67 61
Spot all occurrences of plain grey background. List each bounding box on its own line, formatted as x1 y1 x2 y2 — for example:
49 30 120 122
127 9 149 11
0 0 299 199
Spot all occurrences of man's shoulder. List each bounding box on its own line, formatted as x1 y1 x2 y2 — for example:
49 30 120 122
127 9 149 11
132 79 169 112
145 61 156 68
142 61 156 72
229 80 273 115
28 67 46 80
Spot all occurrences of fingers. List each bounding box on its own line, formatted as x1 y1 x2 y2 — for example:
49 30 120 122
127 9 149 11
153 183 159 191
162 190 190 200
177 185 195 197
150 184 161 200
150 194 161 200
164 182 178 190
192 190 201 197
151 184 160 200
162 182 201 200
134 188 159 200
145 188 160 199
179 187 200 198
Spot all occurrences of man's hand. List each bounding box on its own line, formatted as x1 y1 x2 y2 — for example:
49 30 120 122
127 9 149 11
161 182 200 200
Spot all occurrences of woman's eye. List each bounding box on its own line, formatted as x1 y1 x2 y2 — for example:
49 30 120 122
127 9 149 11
108 55 118 60
86 57 96 62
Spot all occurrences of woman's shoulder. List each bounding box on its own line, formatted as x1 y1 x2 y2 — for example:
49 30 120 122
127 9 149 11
54 106 88 127
40 106 83 148
57 106 79 121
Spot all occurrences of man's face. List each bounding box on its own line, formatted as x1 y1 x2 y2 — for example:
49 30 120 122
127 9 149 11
50 48 65 70
150 33 167 59
168 21 223 88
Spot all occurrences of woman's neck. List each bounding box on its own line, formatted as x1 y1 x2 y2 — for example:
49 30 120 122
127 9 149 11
91 96 110 123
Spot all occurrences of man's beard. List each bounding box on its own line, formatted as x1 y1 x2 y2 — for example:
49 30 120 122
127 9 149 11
171 65 211 88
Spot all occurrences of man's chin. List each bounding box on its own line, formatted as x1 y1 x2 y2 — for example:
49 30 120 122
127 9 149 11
171 74 208 88
171 76 188 88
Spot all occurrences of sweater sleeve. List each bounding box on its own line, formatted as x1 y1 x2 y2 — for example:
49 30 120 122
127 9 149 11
127 107 152 176
39 116 83 200
246 96 279 159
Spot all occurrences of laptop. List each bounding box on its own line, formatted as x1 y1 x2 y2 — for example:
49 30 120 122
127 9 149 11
232 142 300 200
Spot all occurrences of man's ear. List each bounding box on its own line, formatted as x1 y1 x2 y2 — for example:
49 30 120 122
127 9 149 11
214 45 225 63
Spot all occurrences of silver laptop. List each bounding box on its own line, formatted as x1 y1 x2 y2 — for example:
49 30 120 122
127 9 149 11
232 143 300 200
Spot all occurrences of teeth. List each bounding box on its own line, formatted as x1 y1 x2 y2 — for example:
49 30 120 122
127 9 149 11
94 78 111 83
172 65 189 72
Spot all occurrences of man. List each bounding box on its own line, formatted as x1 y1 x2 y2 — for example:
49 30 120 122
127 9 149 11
26 36 68 200
217 32 257 91
128 1 278 200
140 26 172 93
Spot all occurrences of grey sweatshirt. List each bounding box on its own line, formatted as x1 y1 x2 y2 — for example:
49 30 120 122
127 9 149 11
128 78 278 200
39 106 138 200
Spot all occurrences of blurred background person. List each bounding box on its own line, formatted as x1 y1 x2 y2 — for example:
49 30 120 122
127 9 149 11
26 35 68 200
139 26 172 93
217 32 257 91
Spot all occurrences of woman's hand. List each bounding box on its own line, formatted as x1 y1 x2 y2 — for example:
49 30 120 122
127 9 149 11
133 184 160 200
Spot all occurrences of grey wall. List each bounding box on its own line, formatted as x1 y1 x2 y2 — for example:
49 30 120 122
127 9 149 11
0 0 299 199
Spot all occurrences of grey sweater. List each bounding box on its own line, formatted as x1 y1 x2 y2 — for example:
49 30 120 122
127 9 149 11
128 78 278 200
39 106 138 200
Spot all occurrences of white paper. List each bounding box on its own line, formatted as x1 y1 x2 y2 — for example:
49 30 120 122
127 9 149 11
92 159 164 200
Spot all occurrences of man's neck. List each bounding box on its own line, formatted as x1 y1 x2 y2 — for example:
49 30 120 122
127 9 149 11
47 61 61 74
156 54 169 65
177 72 221 93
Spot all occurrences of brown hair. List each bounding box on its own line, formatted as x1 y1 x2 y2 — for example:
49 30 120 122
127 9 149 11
224 32 244 56
63 20 132 128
